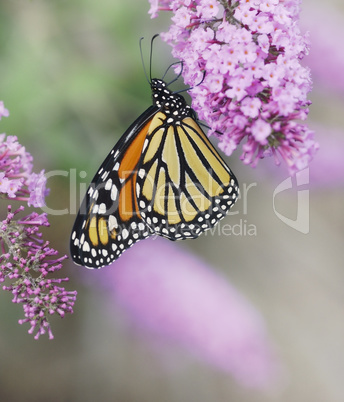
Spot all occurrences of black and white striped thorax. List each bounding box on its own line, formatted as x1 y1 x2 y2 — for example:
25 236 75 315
150 79 194 124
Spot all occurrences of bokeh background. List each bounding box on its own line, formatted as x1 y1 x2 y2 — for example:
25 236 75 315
0 0 343 401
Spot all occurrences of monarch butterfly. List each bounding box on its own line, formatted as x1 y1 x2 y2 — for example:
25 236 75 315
70 36 239 268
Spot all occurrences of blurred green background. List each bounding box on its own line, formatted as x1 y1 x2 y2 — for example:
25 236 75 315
0 0 343 401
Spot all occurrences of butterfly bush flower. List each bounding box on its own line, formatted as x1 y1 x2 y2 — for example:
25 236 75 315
87 238 280 388
149 0 318 175
0 133 48 207
0 104 77 339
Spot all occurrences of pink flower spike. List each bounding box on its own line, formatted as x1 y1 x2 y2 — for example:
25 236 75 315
1 204 77 340
91 238 279 388
149 0 317 174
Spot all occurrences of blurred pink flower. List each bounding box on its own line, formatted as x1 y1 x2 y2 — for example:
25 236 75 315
301 3 344 93
308 125 344 187
88 238 279 388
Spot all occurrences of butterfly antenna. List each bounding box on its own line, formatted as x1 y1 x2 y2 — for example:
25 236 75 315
149 34 159 81
165 61 184 85
173 70 206 94
140 37 150 84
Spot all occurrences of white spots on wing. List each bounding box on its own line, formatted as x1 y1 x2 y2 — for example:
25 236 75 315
108 215 118 231
93 189 99 200
98 203 106 215
105 178 112 191
80 233 85 245
143 139 149 151
122 229 129 240
111 185 118 201
138 168 145 179
101 170 110 180
136 183 141 195
138 222 145 231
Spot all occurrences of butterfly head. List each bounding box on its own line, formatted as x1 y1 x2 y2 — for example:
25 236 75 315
151 78 191 119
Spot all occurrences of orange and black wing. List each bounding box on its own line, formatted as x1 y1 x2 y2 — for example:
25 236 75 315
71 76 239 268
136 112 239 239
70 106 158 268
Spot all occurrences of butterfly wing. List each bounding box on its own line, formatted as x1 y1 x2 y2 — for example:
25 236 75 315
70 106 158 268
136 112 239 240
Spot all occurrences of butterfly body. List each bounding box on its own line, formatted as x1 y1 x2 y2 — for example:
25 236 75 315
70 77 239 268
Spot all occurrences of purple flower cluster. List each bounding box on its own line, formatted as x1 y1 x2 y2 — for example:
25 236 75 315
0 206 76 339
0 103 76 339
0 131 48 207
149 0 318 175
